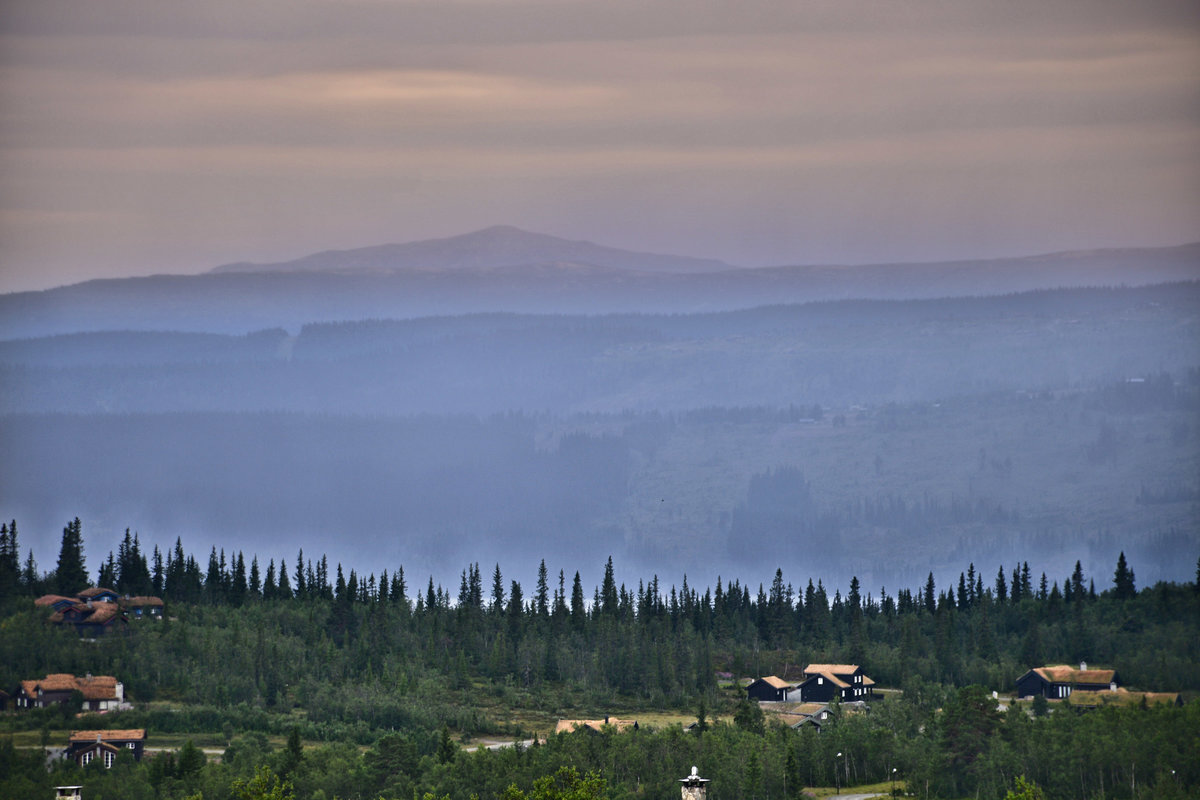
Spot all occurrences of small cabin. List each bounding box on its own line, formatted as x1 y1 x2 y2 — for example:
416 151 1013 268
1016 663 1120 700
746 676 794 702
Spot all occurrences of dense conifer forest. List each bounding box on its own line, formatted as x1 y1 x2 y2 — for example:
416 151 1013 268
0 522 1197 799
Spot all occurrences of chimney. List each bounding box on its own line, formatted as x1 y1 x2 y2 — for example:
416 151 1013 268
680 766 710 800
1080 661 1087 671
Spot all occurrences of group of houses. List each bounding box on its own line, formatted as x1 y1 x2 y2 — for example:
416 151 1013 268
744 660 1179 729
743 664 874 734
2 670 144 773
34 586 163 636
746 663 876 705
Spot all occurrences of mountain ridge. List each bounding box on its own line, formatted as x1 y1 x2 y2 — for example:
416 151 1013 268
1 233 1197 338
210 225 736 276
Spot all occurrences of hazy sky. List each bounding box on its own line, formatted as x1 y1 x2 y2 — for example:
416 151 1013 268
2 0 1198 292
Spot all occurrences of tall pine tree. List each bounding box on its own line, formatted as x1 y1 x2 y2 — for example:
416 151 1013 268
1113 551 1136 599
54 517 87 594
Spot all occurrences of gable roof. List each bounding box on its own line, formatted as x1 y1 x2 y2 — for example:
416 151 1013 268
69 729 145 743
34 594 76 607
1029 665 1117 685
78 675 119 700
27 673 80 692
20 675 120 700
121 596 164 607
77 587 119 600
800 672 850 689
804 664 861 676
752 676 794 690
50 601 124 625
72 740 122 755
790 716 824 729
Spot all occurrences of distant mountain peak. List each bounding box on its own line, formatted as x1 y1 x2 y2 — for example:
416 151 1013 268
210 226 737 276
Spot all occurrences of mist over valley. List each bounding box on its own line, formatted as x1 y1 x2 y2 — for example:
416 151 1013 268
1 230 1196 597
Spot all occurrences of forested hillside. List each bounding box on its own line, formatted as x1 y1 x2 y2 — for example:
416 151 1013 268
0 526 1197 799
2 372 1195 592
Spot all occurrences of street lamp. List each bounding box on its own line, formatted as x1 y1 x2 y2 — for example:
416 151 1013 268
891 767 897 797
835 752 842 795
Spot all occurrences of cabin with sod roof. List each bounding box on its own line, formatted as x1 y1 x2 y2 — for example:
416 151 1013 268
782 702 833 733
795 664 875 703
121 595 164 619
65 730 145 768
1015 663 1120 700
34 586 167 636
746 676 795 702
49 600 126 637
77 587 121 604
15 674 125 712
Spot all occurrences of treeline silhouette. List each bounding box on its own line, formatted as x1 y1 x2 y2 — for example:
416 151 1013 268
3 519 1198 725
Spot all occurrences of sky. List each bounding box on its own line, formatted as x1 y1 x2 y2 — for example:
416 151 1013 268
1 0 1199 293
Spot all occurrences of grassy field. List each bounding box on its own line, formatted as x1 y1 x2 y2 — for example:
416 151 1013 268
802 778 906 797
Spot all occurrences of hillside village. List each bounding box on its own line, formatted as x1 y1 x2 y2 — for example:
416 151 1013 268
0 531 1196 798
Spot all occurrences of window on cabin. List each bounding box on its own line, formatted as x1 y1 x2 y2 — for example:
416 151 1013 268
818 677 823 684
104 750 114 768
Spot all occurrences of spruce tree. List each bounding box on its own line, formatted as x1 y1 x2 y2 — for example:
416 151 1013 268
97 551 117 588
205 547 222 602
1070 561 1086 599
1113 551 1136 599
152 545 164 596
22 549 38 593
490 564 505 613
231 552 247 605
54 517 88 594
249 556 261 596
0 521 19 600
570 571 586 629
600 556 618 615
277 556 292 598
294 550 306 598
535 559 550 618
